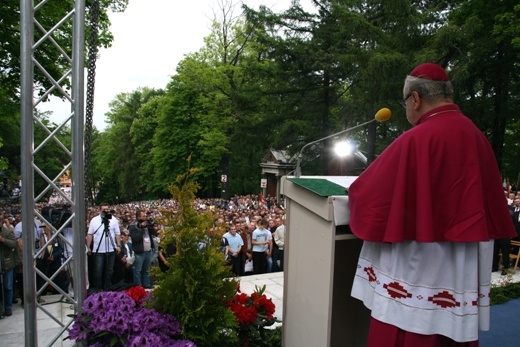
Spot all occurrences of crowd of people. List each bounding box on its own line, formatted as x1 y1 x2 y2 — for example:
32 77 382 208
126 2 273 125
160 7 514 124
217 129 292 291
494 189 520 274
0 193 286 317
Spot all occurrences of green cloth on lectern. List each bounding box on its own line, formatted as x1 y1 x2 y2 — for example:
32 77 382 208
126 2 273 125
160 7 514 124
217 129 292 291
288 178 347 197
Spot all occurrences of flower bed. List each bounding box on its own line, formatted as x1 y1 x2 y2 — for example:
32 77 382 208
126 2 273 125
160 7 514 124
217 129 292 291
227 284 281 347
68 286 195 346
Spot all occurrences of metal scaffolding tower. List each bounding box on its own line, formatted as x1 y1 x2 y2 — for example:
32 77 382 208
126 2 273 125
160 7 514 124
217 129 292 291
20 0 87 345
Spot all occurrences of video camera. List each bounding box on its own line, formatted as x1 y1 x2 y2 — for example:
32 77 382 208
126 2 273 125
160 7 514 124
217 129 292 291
41 205 72 229
137 218 154 227
138 218 156 234
101 211 112 224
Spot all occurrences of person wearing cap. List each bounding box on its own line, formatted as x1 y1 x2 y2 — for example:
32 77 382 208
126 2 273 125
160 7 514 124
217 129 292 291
348 63 516 346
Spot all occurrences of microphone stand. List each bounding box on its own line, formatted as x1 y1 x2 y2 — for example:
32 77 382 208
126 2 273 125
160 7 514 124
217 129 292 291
294 118 377 178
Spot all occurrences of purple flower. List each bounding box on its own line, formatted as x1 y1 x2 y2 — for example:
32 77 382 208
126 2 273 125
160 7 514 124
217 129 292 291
68 319 90 341
127 331 162 346
172 340 198 347
68 289 194 346
129 308 182 337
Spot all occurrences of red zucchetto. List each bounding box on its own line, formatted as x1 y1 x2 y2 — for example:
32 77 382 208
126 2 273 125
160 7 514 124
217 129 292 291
409 62 449 81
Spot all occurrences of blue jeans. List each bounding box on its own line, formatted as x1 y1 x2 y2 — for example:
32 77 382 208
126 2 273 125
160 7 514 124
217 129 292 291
133 251 152 288
3 268 14 311
266 255 273 273
271 248 281 272
92 252 115 291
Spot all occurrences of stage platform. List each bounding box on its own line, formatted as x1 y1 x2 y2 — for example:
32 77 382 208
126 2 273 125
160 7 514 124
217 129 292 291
0 270 516 346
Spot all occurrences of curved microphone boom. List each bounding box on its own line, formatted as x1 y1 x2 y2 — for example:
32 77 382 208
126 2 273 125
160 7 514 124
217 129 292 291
294 108 391 177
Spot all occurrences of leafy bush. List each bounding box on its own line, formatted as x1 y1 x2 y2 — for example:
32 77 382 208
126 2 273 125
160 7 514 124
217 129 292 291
151 163 239 347
490 275 520 306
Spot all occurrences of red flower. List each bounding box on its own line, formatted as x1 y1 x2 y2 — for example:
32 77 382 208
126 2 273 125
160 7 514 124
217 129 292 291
234 293 249 305
262 299 275 319
124 286 148 304
228 302 258 325
227 285 277 326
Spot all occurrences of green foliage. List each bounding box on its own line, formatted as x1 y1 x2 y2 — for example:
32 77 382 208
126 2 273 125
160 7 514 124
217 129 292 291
0 86 18 173
0 0 127 99
33 116 72 196
151 159 239 347
443 0 520 171
151 73 206 195
90 88 164 202
0 0 127 195
0 139 7 171
87 0 520 200
0 101 72 196
490 281 520 306
250 326 282 347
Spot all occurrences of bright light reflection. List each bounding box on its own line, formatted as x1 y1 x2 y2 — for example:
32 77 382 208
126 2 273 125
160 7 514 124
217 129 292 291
334 141 354 157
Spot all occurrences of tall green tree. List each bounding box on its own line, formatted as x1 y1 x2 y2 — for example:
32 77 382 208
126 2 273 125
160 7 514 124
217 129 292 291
0 86 20 173
151 69 206 195
131 91 166 195
0 0 128 193
92 88 162 202
152 1 277 196
88 0 520 199
440 0 520 174
0 0 128 99
243 0 405 169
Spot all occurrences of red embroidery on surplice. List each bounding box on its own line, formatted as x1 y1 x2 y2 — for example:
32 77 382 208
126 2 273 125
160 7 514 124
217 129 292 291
383 281 413 299
364 266 377 282
428 290 461 308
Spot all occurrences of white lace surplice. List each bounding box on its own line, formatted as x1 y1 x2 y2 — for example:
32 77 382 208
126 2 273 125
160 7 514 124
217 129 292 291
351 240 493 342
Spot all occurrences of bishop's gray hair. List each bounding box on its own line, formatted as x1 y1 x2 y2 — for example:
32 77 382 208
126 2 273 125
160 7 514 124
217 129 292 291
403 76 454 103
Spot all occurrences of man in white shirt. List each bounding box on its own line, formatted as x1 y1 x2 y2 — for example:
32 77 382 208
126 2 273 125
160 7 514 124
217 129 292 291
86 203 121 292
223 225 243 276
252 218 270 274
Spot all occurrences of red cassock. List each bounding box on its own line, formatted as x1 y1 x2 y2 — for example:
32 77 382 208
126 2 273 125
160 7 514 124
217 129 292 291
348 104 516 243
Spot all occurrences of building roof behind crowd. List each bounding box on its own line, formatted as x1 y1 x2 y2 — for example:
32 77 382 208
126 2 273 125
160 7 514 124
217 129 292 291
264 149 295 164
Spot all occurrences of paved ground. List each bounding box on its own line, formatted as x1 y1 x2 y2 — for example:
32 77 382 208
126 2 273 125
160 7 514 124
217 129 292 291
0 269 516 346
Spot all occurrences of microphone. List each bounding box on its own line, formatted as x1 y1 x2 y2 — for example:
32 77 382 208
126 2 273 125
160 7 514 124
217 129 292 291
374 107 391 122
294 108 391 177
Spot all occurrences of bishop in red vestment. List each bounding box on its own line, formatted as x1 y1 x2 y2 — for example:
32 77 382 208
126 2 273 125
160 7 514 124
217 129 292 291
349 63 516 347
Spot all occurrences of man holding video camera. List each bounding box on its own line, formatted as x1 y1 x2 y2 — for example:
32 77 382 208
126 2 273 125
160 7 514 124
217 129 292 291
86 203 121 292
129 210 155 289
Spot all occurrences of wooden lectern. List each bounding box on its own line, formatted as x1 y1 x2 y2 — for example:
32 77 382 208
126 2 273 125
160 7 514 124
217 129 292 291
281 176 370 347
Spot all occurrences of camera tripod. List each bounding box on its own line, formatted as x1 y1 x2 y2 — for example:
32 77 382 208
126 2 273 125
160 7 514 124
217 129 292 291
91 218 117 292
